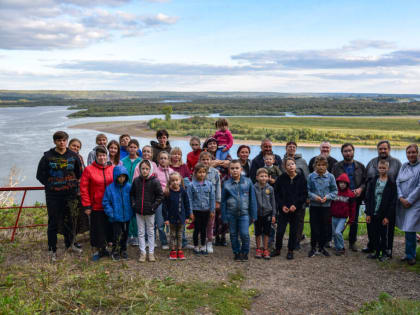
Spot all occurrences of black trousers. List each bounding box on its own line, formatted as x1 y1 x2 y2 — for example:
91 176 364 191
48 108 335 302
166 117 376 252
46 194 76 251
386 211 396 256
348 201 361 245
295 205 306 244
371 215 388 255
276 211 298 251
111 221 129 253
90 211 113 249
193 210 210 246
309 206 330 249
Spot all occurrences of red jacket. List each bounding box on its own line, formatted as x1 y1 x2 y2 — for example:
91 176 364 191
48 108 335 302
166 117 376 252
80 162 114 211
187 149 202 173
330 173 356 223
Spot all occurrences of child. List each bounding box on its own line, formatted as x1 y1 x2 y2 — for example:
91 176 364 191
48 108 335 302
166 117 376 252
87 133 108 165
365 160 397 261
213 118 233 161
154 151 175 249
187 136 202 173
36 131 82 261
170 147 191 179
221 160 257 261
307 155 338 258
253 168 276 260
120 134 143 160
122 139 143 246
133 145 158 180
264 153 282 185
330 173 356 256
273 158 308 260
151 129 172 163
199 151 222 253
130 160 164 262
103 165 133 260
107 140 122 166
163 172 192 260
187 163 216 255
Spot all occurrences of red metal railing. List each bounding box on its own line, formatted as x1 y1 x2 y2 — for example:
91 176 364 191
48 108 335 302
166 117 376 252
0 186 46 241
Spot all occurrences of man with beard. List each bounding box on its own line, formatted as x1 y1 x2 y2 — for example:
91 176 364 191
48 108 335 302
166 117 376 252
283 141 309 250
250 139 282 183
309 141 338 173
364 140 402 257
332 143 366 252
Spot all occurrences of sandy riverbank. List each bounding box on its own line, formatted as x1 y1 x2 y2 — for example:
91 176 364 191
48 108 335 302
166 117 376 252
69 120 382 148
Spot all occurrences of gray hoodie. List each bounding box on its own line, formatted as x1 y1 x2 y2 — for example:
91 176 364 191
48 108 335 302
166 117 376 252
254 183 276 217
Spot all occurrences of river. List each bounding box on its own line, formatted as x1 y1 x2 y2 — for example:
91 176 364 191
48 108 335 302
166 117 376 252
0 106 409 205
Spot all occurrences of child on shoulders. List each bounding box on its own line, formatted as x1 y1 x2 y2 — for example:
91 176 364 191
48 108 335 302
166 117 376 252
213 118 233 161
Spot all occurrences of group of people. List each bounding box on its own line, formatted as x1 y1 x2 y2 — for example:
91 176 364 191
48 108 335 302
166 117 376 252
36 118 420 266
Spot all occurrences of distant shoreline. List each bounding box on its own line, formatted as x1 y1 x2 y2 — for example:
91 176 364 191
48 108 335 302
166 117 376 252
69 120 383 148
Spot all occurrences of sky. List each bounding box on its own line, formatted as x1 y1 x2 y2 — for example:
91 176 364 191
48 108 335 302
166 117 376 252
1 0 420 93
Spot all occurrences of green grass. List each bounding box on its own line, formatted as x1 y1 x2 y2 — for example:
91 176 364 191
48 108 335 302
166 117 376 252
354 292 420 315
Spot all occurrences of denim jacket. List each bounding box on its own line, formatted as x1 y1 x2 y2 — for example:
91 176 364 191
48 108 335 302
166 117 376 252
221 176 257 222
187 179 215 212
206 167 221 203
307 171 338 207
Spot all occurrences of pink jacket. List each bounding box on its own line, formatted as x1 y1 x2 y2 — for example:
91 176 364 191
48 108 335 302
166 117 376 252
155 165 174 190
213 129 233 149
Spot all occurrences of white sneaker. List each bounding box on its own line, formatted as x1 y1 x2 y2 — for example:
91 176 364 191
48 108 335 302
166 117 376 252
206 242 213 254
50 251 57 262
185 244 195 249
70 244 83 254
162 245 169 250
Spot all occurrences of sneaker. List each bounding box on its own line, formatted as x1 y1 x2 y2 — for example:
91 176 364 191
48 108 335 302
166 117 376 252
379 255 390 262
73 242 82 249
121 251 128 260
400 256 410 262
286 251 294 260
367 253 379 259
255 248 263 259
169 250 177 260
308 248 316 258
335 249 345 256
99 249 110 258
221 237 227 246
49 251 57 262
200 246 208 256
270 249 281 257
206 242 214 254
362 247 374 254
112 252 120 261
138 252 146 263
92 252 100 262
148 252 156 262
407 258 416 266
177 250 186 260
69 244 83 254
184 244 195 250
294 243 301 251
162 245 170 250
127 237 135 246
263 250 270 260
131 238 139 247
320 248 330 257
325 242 332 249
193 247 200 255
349 243 358 252
241 253 249 262
234 253 241 261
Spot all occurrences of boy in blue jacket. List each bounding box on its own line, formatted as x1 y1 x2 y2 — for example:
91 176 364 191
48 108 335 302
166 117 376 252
103 165 133 261
222 160 258 262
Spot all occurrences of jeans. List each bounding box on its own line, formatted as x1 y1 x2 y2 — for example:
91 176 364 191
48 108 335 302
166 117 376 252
215 146 229 160
154 204 168 246
228 215 250 254
136 214 155 254
332 217 346 250
405 232 417 260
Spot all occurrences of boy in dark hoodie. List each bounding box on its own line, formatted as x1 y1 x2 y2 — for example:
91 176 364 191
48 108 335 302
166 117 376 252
365 159 397 261
330 173 356 256
130 160 164 262
36 131 82 262
103 165 133 261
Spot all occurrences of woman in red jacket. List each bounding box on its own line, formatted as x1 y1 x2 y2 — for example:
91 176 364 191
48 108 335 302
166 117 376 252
80 146 115 261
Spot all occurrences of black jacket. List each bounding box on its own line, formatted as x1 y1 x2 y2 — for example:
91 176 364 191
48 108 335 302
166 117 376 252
332 160 366 201
162 188 191 224
36 148 82 196
151 140 172 163
250 151 282 183
130 174 164 215
309 155 337 173
274 172 308 215
365 176 397 221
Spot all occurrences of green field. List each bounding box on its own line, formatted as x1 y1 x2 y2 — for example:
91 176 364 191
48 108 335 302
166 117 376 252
148 116 420 146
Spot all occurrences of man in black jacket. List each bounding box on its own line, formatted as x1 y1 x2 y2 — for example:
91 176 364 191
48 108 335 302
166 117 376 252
36 131 82 262
250 139 282 183
332 143 366 251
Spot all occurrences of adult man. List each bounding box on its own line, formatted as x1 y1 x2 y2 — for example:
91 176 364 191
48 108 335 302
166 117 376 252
332 143 366 251
364 140 402 257
284 141 309 249
250 138 282 183
309 141 338 173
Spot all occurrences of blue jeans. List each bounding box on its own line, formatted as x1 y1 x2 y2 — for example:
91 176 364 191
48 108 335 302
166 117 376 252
405 232 417 260
216 146 229 160
332 217 346 250
228 215 250 254
155 204 168 246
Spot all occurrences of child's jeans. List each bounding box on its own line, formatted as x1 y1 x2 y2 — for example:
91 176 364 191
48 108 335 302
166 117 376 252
228 215 250 254
154 204 168 246
216 146 229 160
331 217 346 250
136 214 155 254
405 232 417 260
170 223 184 250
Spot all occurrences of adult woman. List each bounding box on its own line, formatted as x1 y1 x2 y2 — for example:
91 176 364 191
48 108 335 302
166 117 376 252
169 147 191 179
237 145 251 177
80 146 115 261
203 137 230 171
107 140 122 166
396 144 420 265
